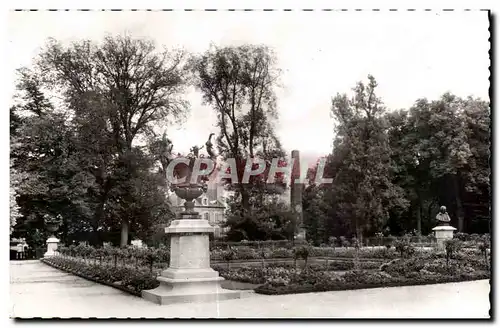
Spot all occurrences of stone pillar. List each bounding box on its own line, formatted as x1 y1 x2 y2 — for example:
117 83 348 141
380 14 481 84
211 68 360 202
142 203 243 305
44 237 60 257
291 150 306 241
432 225 456 250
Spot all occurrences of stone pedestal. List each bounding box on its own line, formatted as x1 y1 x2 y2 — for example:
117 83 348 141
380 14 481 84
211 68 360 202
44 237 60 257
142 218 243 305
432 225 456 250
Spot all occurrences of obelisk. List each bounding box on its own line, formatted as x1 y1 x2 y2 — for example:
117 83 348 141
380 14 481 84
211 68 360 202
290 150 306 241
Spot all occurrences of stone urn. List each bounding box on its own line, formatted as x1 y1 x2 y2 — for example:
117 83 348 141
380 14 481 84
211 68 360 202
45 223 59 234
174 183 206 217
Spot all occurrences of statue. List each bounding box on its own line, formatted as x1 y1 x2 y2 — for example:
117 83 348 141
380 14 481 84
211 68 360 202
205 133 217 159
436 206 451 226
190 144 204 158
159 132 174 171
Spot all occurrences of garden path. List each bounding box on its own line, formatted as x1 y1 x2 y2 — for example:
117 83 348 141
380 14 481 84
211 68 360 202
10 260 490 319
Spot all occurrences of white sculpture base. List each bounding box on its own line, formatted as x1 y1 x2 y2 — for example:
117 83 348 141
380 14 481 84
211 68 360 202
142 218 243 305
44 237 60 257
432 225 456 250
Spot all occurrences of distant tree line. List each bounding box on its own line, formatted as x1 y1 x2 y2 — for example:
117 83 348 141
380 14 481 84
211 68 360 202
303 76 490 245
9 35 490 247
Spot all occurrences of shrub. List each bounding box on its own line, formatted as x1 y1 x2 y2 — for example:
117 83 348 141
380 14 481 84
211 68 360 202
445 239 463 265
41 256 160 295
221 248 236 268
293 245 311 268
393 236 416 258
269 248 293 258
454 232 470 241
339 236 350 248
327 261 354 271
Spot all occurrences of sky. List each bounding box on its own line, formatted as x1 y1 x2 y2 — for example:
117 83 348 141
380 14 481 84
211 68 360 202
7 10 490 163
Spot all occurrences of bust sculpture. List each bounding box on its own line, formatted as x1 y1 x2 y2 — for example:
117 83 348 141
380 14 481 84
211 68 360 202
436 206 451 226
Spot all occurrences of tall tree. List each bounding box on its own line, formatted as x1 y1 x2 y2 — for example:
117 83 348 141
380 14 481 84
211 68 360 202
33 35 189 246
402 95 490 232
328 76 409 241
192 44 287 239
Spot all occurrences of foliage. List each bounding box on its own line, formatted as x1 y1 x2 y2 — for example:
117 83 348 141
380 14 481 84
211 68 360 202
327 76 410 241
10 160 24 235
191 44 289 240
43 213 63 226
303 77 490 242
293 245 311 268
11 35 184 246
42 256 159 295
254 249 490 295
393 235 416 258
224 195 295 241
444 239 463 265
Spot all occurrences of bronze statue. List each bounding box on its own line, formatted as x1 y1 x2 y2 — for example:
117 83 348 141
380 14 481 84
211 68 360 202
436 206 451 226
159 131 174 172
190 144 204 158
205 133 216 159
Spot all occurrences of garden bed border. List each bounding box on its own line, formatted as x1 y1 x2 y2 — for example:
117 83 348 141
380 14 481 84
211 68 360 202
41 258 142 297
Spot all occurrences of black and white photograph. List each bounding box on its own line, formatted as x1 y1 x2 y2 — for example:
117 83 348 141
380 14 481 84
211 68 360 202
7 7 492 319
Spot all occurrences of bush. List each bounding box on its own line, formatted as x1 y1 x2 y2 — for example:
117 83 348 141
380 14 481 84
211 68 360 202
269 248 293 258
445 239 463 263
339 236 350 248
393 237 416 258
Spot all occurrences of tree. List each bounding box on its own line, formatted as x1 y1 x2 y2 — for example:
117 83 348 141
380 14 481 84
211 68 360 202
224 194 294 241
397 95 490 232
192 44 288 240
10 160 23 235
302 184 330 245
33 35 189 246
191 44 284 211
328 76 409 242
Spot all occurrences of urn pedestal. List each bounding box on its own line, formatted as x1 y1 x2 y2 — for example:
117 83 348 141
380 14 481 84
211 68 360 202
44 237 60 257
44 223 60 257
142 215 243 305
432 225 457 250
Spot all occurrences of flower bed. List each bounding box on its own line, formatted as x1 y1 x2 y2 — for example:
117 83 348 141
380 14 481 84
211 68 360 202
255 271 489 295
254 250 490 295
43 242 490 298
58 244 402 269
41 256 159 296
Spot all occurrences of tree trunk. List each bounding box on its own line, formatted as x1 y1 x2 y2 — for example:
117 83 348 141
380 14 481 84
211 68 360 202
240 184 250 212
416 199 422 239
120 220 129 247
355 218 363 245
453 175 465 232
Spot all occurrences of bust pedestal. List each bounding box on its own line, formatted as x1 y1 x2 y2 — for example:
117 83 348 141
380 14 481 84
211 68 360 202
44 237 60 257
432 225 456 250
142 217 243 305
